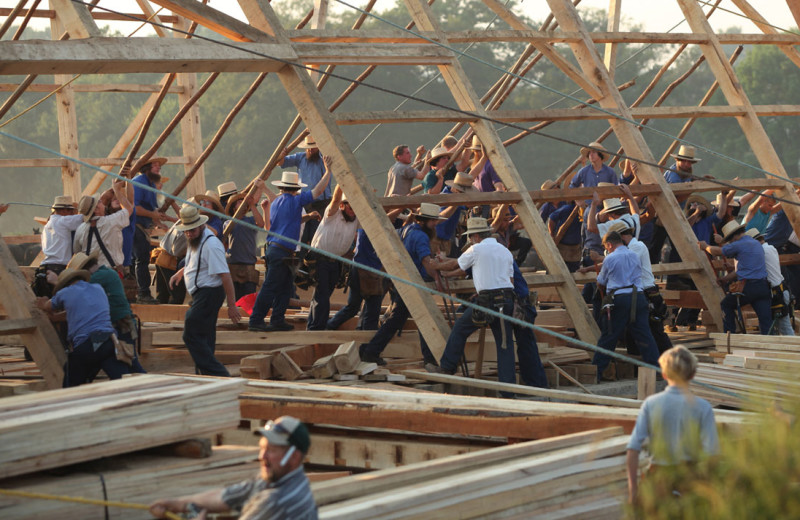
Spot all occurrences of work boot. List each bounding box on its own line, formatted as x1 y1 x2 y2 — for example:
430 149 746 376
266 321 294 332
359 344 387 366
136 294 160 305
248 321 269 332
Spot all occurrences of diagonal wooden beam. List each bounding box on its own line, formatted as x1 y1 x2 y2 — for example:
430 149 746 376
49 0 101 38
237 0 452 356
546 0 726 329
729 0 800 69
481 0 604 101
676 0 800 256
403 0 600 343
0 0 28 40
603 0 622 79
147 0 276 42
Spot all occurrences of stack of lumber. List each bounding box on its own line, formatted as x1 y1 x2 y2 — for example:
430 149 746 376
0 374 245 479
314 428 629 519
691 333 800 408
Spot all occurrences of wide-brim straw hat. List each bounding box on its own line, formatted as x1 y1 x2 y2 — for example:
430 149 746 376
225 193 248 216
67 250 99 271
580 142 608 159
175 204 209 232
721 220 746 243
77 195 101 223
606 221 632 235
52 195 75 210
428 146 451 166
217 182 239 199
745 227 763 240
466 135 483 151
445 172 476 192
272 171 308 189
599 197 627 216
461 216 494 236
53 268 91 294
684 195 713 217
671 145 701 163
412 202 446 220
540 179 557 191
194 190 224 213
298 135 317 149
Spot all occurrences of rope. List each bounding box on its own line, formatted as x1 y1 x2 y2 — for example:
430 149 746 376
68 0 800 190
0 489 182 520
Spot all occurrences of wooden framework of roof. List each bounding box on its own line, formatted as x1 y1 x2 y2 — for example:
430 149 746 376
2 0 800 386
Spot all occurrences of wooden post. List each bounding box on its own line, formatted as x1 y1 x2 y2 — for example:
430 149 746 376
603 0 622 80
546 0 727 330
50 17 81 202
174 15 207 198
637 367 656 399
404 0 601 344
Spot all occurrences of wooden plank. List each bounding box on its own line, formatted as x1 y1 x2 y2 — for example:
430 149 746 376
403 370 640 407
240 354 273 379
272 350 304 381
311 354 337 379
333 341 360 374
0 318 38 335
50 0 101 39
50 17 82 201
637 367 656 400
311 427 622 505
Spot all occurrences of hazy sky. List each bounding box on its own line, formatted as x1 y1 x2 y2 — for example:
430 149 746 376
14 1 798 36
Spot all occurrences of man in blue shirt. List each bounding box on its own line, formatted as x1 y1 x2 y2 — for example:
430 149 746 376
700 220 772 334
248 161 332 333
223 180 268 301
650 145 699 265
548 201 582 272
35 268 132 387
280 136 331 248
132 157 176 304
592 231 659 380
359 203 448 366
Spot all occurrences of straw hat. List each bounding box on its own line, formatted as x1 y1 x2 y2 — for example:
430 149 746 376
412 202 446 220
217 182 239 199
461 217 494 236
272 171 307 189
445 172 476 193
670 145 701 163
225 193 248 217
77 195 101 222
745 227 763 240
51 195 75 210
540 180 557 191
721 220 746 243
298 135 317 149
194 190 224 213
606 221 632 235
53 268 91 294
684 195 713 218
428 146 451 166
466 135 483 151
598 198 627 216
67 250 99 271
580 142 608 160
174 204 209 232
597 182 615 188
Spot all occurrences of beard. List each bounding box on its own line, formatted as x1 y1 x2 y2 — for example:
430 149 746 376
146 171 162 184
677 164 693 177
188 234 203 250
342 211 356 222
306 149 321 162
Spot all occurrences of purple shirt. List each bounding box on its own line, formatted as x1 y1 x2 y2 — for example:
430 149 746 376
473 161 502 192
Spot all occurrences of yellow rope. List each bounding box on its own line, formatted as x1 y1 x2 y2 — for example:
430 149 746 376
0 488 183 520
0 7 165 130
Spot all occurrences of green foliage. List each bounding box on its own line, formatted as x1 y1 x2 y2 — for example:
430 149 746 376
629 398 800 519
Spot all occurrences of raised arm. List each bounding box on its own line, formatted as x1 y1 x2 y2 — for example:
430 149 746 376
311 156 333 200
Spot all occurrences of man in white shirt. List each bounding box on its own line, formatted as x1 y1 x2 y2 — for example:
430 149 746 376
40 195 84 274
748 228 794 336
435 217 518 395
169 204 241 376
587 183 641 239
306 185 359 330
74 180 133 269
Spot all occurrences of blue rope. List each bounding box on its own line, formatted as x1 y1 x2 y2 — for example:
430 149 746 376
0 128 744 401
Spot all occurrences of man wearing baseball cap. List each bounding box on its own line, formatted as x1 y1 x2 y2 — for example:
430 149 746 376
150 416 317 519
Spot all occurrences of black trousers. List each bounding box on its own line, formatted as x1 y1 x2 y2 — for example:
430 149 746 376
183 286 229 376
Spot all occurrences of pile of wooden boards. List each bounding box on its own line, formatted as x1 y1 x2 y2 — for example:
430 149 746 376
0 375 244 479
313 428 629 519
692 333 800 408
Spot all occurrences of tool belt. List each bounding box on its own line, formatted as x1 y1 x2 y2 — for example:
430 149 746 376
771 282 789 317
728 279 746 295
472 288 513 327
556 242 582 262
228 263 260 285
605 285 638 323
644 286 668 322
151 247 178 270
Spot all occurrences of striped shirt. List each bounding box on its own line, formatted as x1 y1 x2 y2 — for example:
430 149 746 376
222 468 318 520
